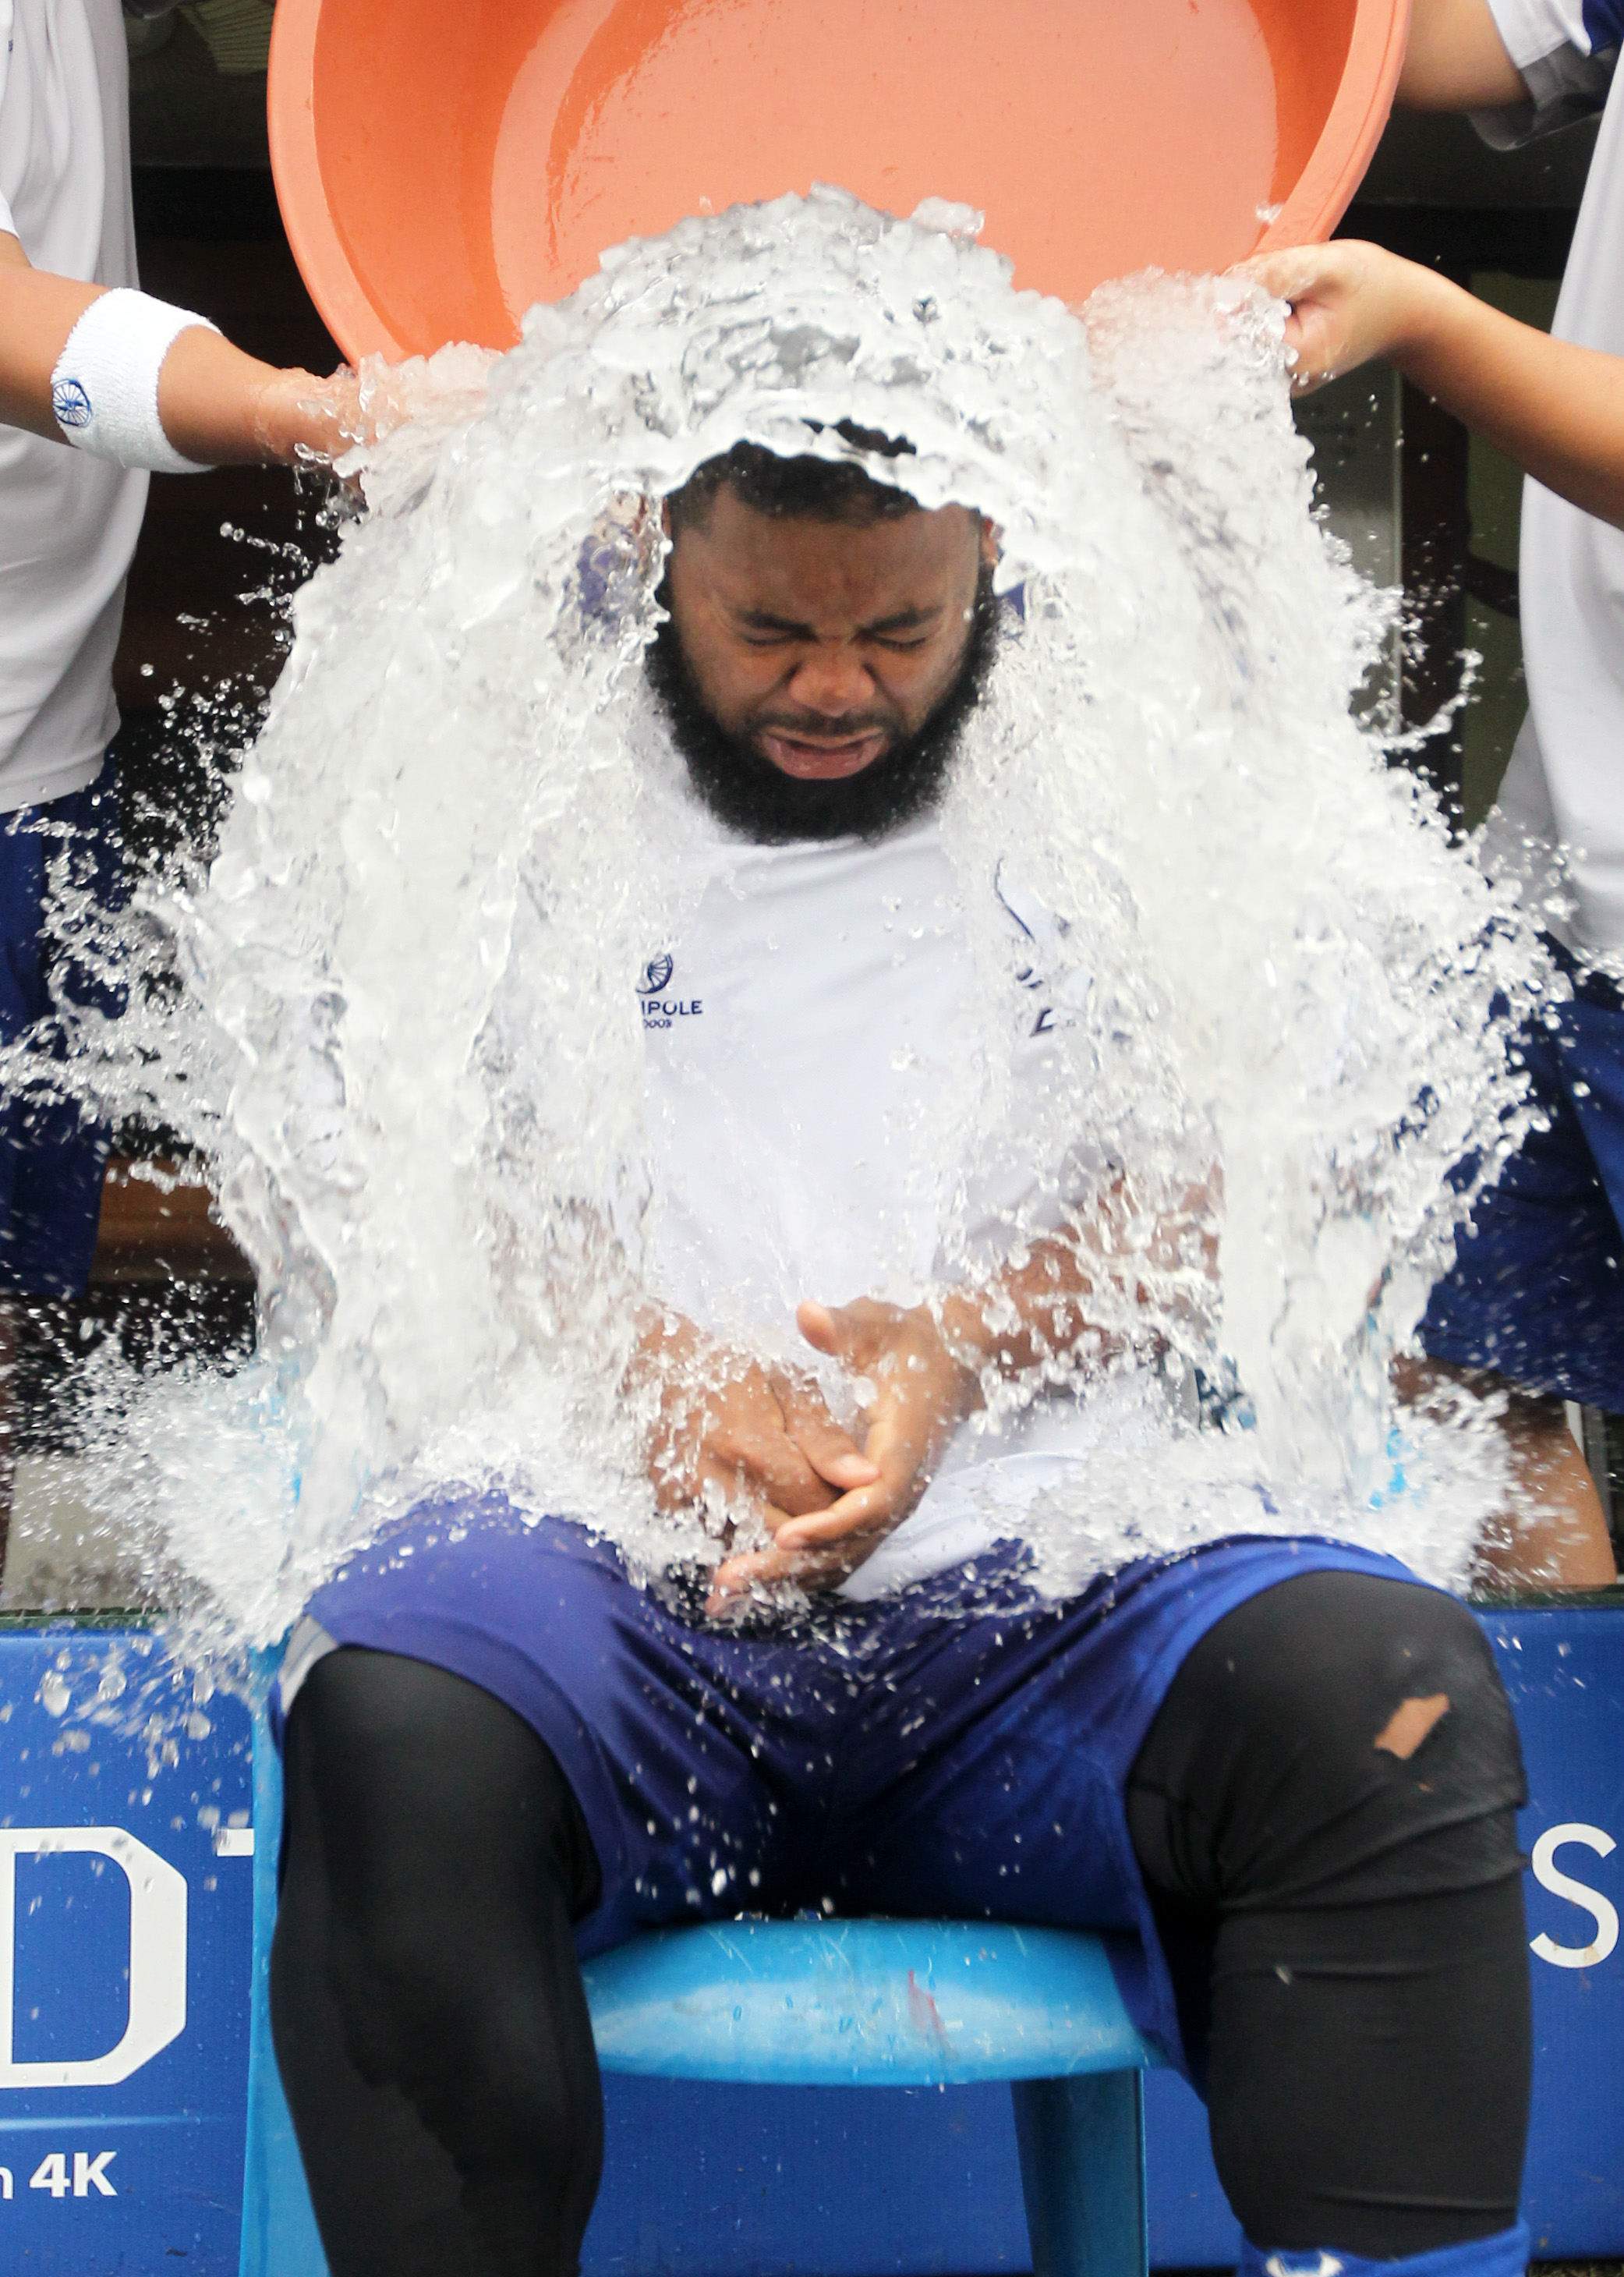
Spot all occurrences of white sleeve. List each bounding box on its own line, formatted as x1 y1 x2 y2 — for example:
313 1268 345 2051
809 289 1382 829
1487 0 1602 67
0 0 16 241
1473 0 1619 144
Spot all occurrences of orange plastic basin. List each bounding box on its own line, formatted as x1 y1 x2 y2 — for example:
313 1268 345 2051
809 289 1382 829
267 0 1410 364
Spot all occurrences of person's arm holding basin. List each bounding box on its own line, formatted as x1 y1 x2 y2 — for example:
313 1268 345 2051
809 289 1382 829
0 228 366 469
1243 233 1624 530
1247 0 1624 527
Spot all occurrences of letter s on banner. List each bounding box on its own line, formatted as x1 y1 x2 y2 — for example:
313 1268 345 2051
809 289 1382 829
0 1829 187 2086
1530 1822 1619 1970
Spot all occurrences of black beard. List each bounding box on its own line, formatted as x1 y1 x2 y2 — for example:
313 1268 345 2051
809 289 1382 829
645 565 1000 845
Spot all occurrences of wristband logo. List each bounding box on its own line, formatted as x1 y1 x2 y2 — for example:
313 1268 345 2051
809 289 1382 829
51 379 94 431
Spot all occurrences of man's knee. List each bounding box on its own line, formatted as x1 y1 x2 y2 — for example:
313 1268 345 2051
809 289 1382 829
1208 1571 1525 1790
278 1646 603 2134
272 1650 607 2271
1129 1571 1527 1907
285 1647 600 1919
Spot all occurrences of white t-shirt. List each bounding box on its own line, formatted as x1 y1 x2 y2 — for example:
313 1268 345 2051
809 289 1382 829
635 795 1169 1597
1477 0 1624 952
0 0 145 810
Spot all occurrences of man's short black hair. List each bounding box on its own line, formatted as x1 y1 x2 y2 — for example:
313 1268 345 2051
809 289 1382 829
666 422 918 533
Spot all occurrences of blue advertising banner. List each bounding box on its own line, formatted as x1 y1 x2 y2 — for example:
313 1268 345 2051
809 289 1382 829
0 1603 1618 2275
0 1628 254 2274
1481 1609 1622 2260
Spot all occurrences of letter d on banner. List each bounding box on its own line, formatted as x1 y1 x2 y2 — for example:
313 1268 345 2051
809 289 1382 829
0 1829 186 2087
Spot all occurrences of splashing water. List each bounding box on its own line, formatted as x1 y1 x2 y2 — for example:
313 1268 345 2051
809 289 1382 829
16 187 1555 1675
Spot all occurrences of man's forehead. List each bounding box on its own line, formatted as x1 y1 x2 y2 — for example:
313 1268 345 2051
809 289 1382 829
669 487 983 618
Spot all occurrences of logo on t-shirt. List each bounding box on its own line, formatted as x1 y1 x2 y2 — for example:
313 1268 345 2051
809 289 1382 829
51 378 93 431
636 953 702 1029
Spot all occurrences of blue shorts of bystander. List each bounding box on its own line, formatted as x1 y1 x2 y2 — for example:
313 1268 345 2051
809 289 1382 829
0 767 124 1298
1421 941 1624 1411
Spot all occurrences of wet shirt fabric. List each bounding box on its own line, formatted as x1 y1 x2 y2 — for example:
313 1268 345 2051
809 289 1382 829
637 813 982 1330
633 797 1169 1598
0 0 144 809
1476 0 1624 953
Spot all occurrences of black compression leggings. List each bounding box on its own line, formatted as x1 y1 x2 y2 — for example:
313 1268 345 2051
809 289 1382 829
271 1574 1530 2277
271 1653 605 2277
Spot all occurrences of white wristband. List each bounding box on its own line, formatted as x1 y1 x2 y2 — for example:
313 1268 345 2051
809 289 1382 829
50 289 221 474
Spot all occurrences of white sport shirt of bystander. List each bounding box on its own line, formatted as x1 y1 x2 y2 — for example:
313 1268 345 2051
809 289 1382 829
0 0 147 809
1477 0 1624 952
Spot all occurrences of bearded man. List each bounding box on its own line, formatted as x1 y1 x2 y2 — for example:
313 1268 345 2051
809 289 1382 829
267 437 1534 2277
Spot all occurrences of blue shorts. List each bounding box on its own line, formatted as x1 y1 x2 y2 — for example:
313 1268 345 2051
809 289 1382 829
0 769 123 1298
289 1502 1415 2072
1421 944 1624 1410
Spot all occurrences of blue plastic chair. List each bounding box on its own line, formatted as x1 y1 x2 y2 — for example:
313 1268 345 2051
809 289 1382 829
584 1918 1158 2277
240 1680 1159 2277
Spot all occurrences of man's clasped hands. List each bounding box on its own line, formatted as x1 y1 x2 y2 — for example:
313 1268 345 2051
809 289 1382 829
632 1183 1217 1614
635 1296 978 1613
